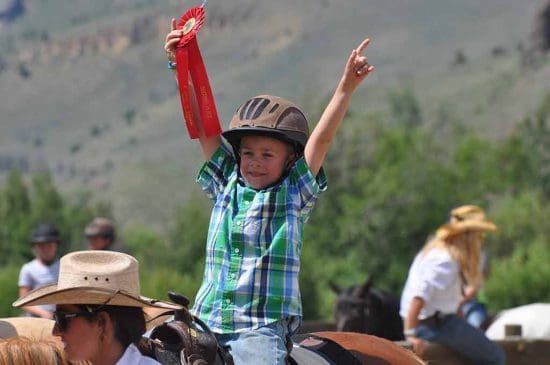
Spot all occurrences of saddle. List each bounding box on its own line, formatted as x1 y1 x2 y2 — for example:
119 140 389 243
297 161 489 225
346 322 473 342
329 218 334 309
139 293 411 365
139 292 233 365
289 333 363 365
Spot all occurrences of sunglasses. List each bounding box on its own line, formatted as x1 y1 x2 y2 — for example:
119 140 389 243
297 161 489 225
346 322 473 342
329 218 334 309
53 310 96 332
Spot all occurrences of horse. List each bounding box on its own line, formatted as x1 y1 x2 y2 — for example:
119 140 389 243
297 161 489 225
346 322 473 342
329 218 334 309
289 331 425 365
330 277 404 341
142 292 424 365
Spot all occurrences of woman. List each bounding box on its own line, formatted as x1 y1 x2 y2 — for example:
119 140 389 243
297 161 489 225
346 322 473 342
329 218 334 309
400 207 505 365
13 251 181 365
449 205 492 329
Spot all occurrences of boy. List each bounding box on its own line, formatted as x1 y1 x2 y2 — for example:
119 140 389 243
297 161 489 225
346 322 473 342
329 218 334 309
164 19 373 364
18 223 61 319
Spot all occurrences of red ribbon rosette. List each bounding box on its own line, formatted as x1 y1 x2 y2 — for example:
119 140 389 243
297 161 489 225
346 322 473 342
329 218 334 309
175 6 221 139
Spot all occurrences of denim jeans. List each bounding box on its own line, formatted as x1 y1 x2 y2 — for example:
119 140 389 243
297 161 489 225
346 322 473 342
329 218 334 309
417 314 505 365
462 299 488 328
215 319 289 365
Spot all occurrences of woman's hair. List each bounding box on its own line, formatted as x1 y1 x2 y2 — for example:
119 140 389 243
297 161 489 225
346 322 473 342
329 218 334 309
76 304 146 348
0 336 68 365
422 231 483 287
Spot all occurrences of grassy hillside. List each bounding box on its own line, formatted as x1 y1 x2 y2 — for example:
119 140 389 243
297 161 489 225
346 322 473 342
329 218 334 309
0 0 548 229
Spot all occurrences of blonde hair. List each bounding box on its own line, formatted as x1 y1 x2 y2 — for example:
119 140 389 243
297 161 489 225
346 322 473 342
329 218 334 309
0 337 90 365
422 231 483 287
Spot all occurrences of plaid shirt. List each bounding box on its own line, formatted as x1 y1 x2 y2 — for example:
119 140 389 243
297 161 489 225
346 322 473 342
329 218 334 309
191 144 327 333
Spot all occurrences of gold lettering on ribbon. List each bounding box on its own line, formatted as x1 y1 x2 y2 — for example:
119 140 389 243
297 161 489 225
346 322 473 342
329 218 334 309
200 86 213 118
183 18 196 35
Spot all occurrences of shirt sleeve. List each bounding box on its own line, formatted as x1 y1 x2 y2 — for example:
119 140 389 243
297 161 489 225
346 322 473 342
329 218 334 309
18 263 33 288
414 250 459 302
196 144 237 202
290 157 328 218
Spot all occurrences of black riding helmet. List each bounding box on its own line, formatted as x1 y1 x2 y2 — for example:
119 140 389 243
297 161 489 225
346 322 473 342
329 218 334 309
222 95 310 156
31 223 60 245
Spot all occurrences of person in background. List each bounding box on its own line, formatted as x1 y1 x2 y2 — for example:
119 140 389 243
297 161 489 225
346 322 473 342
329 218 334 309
18 223 61 319
84 217 122 252
400 208 505 364
449 205 492 329
13 250 180 365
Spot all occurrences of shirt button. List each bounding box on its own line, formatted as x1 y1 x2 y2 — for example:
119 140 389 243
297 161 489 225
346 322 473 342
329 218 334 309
236 221 242 226
244 201 250 205
225 299 231 304
230 273 236 279
234 248 240 253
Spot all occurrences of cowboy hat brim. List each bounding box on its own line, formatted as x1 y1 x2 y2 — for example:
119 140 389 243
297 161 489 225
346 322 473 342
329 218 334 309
436 220 497 240
13 285 181 331
13 284 179 310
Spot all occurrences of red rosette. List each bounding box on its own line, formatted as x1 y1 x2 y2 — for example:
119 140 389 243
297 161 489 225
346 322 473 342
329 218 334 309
177 6 205 48
175 6 221 139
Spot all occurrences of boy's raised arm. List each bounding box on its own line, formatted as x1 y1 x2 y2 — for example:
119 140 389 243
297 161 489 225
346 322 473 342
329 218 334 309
165 18 221 161
304 38 373 176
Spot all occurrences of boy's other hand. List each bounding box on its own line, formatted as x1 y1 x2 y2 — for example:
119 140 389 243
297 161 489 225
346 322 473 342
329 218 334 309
341 38 374 92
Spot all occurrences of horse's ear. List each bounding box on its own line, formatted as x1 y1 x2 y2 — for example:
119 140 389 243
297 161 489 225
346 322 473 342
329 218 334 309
353 276 374 298
329 281 342 294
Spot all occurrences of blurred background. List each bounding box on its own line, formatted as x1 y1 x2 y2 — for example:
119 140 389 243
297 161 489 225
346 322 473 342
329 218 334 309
1 0 549 320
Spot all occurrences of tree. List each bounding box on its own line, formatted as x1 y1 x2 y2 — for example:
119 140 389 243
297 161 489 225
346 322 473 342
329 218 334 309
388 87 423 128
0 169 32 263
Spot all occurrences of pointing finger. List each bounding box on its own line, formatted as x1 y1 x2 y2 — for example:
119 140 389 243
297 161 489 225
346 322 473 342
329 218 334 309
355 38 371 55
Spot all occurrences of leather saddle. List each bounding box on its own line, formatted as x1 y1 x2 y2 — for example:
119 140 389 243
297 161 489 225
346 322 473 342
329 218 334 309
139 292 233 365
139 292 365 365
142 329 362 365
289 333 363 365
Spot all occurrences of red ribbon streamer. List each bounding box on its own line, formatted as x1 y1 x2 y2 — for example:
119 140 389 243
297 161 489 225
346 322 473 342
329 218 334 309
175 7 221 139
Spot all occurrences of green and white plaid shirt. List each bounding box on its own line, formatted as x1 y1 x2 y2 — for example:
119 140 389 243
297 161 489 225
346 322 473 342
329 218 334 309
191 145 327 333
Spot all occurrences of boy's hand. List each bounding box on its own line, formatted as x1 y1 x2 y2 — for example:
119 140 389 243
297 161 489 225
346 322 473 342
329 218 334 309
164 18 183 62
340 38 374 92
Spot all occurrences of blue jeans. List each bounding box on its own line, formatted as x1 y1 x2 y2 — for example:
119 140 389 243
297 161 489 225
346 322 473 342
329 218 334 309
462 299 488 328
215 319 290 365
417 314 505 365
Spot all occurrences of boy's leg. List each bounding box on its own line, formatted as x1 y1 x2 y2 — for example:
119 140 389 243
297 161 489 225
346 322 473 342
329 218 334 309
216 319 289 365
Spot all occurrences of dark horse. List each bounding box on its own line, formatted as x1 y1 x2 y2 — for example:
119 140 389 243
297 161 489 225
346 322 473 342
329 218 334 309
330 277 404 341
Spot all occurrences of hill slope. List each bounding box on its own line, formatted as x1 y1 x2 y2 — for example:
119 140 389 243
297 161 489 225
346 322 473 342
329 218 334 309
0 0 547 228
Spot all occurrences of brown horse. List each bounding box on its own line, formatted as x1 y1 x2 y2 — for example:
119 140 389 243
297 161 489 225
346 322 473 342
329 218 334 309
145 292 424 365
290 331 425 365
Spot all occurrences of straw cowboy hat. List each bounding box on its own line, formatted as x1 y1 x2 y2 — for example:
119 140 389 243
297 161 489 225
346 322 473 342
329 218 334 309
449 204 490 223
13 251 181 328
0 317 57 340
436 205 497 240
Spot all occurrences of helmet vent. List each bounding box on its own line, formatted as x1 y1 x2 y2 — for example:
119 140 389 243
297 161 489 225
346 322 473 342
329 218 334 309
251 98 270 120
239 98 255 120
269 103 280 114
239 97 272 121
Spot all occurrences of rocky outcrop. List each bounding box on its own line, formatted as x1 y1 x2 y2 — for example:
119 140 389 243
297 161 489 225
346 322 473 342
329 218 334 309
532 0 550 52
16 3 257 65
